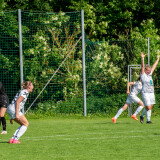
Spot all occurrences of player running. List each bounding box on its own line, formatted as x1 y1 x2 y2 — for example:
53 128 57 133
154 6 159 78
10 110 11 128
140 52 159 123
7 81 34 144
112 77 145 123
0 82 9 134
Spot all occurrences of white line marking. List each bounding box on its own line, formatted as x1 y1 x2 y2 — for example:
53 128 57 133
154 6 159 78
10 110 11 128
1 131 160 142
20 135 160 141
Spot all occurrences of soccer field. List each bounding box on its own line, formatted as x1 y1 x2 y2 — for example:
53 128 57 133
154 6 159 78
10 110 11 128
0 117 160 160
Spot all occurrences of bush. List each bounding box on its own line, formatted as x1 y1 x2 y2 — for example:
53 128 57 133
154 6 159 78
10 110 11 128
29 93 160 117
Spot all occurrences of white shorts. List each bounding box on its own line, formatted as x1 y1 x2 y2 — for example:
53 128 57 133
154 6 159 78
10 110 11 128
126 94 141 104
7 104 23 119
142 93 155 106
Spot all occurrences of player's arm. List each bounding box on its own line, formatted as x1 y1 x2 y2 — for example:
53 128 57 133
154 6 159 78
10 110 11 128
151 55 159 73
141 52 145 75
127 82 134 94
16 96 24 120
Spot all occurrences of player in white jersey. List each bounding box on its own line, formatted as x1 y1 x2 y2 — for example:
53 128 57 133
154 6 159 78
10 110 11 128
112 77 145 123
7 81 34 144
140 52 159 123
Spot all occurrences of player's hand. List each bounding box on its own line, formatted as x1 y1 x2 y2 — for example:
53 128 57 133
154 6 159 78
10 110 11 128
157 55 159 61
126 91 130 94
16 115 20 120
10 119 13 124
141 52 146 58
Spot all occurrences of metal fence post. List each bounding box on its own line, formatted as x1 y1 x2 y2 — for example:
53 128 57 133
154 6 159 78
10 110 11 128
81 10 87 116
148 37 150 65
18 9 24 113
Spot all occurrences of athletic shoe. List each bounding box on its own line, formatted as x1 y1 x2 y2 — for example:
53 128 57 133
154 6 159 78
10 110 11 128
12 139 21 144
131 115 138 121
9 138 14 144
140 116 144 124
146 121 152 124
112 117 116 123
1 130 7 134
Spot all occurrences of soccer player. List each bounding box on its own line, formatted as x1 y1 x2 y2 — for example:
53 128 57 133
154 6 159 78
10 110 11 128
140 52 159 123
7 81 34 144
0 82 9 134
112 77 145 123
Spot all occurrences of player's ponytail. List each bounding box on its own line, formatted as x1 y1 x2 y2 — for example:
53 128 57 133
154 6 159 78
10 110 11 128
21 81 32 90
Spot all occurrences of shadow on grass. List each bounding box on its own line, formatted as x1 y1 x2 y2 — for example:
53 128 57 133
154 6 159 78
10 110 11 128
0 141 9 144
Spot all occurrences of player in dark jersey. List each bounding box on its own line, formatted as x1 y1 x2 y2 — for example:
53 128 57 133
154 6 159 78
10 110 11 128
0 82 9 134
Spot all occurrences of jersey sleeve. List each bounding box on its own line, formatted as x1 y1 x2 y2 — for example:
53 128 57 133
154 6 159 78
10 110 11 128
19 90 29 99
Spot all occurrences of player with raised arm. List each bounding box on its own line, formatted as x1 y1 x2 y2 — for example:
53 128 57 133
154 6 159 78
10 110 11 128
7 81 34 143
140 52 159 123
112 77 145 123
0 82 9 134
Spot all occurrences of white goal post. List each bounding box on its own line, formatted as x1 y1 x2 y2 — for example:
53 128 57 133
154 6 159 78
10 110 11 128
127 64 141 116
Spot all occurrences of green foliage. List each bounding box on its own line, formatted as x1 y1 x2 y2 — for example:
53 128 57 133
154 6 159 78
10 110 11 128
86 40 127 95
1 0 160 41
29 92 160 117
0 4 159 115
34 98 83 114
21 11 82 104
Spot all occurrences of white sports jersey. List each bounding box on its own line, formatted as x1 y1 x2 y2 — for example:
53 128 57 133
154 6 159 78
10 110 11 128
10 89 29 111
140 71 154 93
130 81 142 96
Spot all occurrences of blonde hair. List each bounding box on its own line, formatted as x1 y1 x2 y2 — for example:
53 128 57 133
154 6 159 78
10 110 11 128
145 64 151 70
21 81 32 89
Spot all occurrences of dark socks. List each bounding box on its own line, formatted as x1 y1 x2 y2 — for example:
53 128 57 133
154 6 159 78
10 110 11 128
1 117 6 131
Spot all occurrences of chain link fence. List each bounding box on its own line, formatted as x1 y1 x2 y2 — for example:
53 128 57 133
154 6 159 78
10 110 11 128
0 10 160 115
85 37 160 114
0 11 20 102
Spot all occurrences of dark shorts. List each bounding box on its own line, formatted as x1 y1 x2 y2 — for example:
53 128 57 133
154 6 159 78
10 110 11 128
0 95 9 108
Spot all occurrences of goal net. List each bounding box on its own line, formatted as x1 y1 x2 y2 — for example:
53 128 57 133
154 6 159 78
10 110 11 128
128 65 141 116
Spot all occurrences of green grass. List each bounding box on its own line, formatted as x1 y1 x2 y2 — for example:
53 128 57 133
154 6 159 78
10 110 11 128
1 117 160 160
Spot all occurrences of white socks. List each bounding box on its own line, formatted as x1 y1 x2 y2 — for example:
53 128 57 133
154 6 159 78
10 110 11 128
114 107 152 121
13 125 28 140
141 108 152 121
115 108 124 119
147 110 151 122
12 126 21 139
133 106 143 116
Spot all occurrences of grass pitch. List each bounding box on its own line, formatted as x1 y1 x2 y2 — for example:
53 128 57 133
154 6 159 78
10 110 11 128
0 117 160 160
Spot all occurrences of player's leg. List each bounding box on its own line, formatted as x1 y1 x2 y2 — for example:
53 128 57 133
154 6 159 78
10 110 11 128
0 107 7 134
146 92 155 123
140 107 147 123
112 103 130 123
146 105 153 123
9 125 21 144
141 93 154 124
12 114 29 143
131 100 144 121
140 93 149 123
